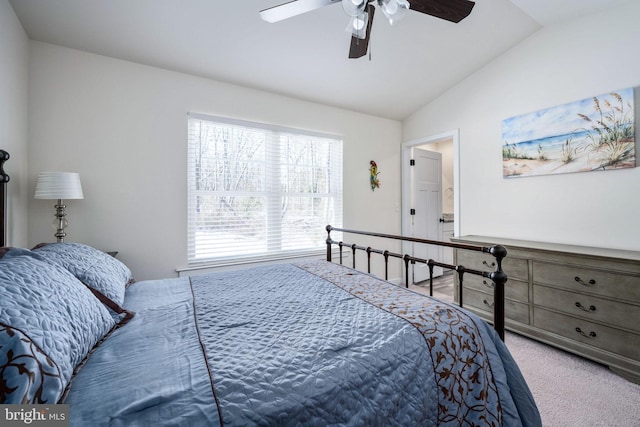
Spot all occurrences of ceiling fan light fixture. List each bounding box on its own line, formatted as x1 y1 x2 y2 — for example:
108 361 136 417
261 0 476 60
378 0 409 25
342 0 367 17
346 11 368 39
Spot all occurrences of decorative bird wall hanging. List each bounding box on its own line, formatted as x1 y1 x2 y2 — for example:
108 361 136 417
369 160 380 190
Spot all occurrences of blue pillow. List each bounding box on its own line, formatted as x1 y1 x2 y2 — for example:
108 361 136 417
0 248 116 404
33 243 133 307
0 324 63 404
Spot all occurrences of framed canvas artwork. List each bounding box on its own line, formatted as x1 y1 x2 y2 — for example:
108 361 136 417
502 88 635 178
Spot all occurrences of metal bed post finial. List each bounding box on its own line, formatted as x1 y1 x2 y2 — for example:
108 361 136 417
489 244 508 341
0 150 9 183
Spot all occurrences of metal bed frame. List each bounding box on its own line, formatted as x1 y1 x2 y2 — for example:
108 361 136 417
325 225 508 340
0 150 9 247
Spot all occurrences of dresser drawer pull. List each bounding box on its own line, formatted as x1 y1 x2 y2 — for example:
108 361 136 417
482 280 494 289
574 276 596 286
575 302 596 312
482 260 496 268
575 327 596 339
483 299 494 308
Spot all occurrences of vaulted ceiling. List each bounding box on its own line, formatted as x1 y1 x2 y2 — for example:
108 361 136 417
9 0 631 120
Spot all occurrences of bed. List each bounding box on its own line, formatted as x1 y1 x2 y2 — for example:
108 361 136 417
0 151 541 426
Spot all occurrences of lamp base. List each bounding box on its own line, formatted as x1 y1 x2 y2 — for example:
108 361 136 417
54 199 68 243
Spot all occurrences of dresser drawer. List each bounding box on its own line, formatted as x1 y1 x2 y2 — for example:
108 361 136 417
456 250 528 281
462 288 530 324
453 236 640 382
534 307 640 361
462 275 529 303
533 261 640 303
534 285 640 333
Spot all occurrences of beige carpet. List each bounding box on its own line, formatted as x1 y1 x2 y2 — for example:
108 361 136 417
410 276 640 427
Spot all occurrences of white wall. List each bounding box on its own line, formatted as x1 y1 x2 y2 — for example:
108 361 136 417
27 42 402 280
403 1 640 252
0 0 29 247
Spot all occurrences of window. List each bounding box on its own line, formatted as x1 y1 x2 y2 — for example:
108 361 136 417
187 113 343 265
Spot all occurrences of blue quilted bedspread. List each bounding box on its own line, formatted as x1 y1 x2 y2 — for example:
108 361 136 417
66 261 540 426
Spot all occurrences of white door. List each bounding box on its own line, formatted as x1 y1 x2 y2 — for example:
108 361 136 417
411 147 443 283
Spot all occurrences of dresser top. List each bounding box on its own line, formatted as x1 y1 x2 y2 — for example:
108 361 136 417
452 235 640 263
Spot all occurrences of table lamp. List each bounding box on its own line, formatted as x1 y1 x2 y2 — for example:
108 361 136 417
34 172 84 243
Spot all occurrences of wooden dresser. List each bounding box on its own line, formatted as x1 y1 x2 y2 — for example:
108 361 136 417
452 236 640 384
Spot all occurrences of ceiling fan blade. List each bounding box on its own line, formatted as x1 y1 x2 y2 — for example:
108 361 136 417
260 0 340 23
349 4 375 58
409 0 475 23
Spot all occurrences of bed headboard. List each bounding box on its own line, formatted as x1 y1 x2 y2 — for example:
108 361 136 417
0 150 9 247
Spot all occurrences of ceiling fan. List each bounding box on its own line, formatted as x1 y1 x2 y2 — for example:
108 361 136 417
260 0 475 59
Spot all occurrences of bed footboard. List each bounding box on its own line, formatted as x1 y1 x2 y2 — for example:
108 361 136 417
325 225 508 340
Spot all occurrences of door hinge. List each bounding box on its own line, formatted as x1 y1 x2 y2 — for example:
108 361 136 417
410 209 416 215
410 159 415 166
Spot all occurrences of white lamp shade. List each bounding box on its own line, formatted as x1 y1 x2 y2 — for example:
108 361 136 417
34 172 84 200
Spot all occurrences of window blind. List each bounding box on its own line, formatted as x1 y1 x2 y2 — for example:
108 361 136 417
187 113 343 265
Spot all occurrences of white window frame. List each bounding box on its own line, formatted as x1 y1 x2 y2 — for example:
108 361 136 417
187 113 343 267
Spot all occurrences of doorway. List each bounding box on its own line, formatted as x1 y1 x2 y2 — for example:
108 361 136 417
401 129 460 285
412 147 443 282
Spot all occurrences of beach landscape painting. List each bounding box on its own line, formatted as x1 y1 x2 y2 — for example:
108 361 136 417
503 88 635 178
